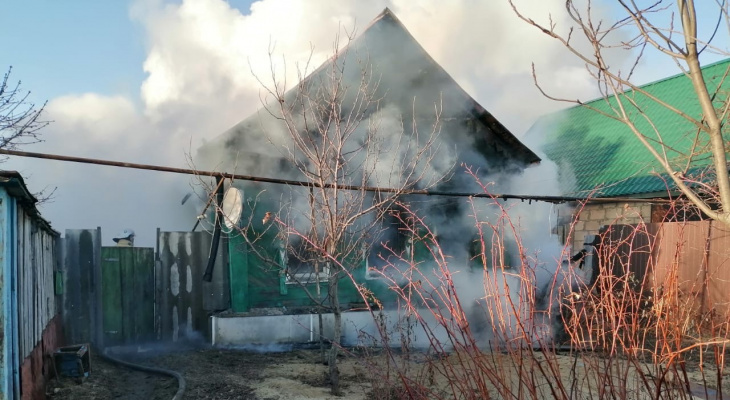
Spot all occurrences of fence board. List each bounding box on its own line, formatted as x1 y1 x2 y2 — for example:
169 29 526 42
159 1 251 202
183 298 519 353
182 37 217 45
602 221 730 318
134 249 155 342
63 229 102 346
157 231 225 342
100 247 154 345
101 248 123 345
707 223 730 314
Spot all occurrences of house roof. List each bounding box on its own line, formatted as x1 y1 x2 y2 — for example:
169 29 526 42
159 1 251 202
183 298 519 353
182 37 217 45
199 8 539 176
530 58 730 198
0 170 57 234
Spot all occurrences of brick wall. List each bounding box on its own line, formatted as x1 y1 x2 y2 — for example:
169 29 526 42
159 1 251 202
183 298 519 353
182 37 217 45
570 202 652 251
20 315 63 400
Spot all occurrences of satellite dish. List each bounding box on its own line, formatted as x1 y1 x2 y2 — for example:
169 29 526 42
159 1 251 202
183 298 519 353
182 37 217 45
221 187 243 231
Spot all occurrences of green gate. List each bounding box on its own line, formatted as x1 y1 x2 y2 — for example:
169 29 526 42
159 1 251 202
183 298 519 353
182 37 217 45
101 247 155 345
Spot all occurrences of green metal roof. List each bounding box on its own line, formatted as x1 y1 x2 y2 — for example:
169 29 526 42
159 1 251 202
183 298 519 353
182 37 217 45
530 59 730 197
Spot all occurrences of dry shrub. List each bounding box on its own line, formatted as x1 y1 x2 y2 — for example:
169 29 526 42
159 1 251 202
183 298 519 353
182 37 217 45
356 194 729 399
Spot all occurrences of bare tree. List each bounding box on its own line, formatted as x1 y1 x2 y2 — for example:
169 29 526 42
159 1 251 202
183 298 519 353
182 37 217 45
1 66 48 151
231 33 446 394
510 0 730 225
0 66 55 202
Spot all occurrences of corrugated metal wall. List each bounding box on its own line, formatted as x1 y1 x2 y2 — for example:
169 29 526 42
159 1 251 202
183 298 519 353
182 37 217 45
156 230 228 342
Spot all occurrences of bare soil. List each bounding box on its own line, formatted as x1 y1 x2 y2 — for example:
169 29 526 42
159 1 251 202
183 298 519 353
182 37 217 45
46 347 360 400
46 346 730 400
47 353 178 400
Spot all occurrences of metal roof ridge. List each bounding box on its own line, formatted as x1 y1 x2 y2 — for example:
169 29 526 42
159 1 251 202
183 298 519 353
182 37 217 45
532 57 730 120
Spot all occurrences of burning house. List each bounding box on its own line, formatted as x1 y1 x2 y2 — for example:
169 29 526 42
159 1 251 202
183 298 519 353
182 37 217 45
196 9 545 345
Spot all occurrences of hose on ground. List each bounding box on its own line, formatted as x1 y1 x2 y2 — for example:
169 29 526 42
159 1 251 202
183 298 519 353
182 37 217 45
99 351 186 400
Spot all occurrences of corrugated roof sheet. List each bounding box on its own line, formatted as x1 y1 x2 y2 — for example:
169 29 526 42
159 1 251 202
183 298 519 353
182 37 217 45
530 59 730 197
0 170 57 234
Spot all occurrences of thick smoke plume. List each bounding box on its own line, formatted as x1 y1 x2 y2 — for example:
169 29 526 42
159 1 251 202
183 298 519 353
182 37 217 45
4 0 621 247
5 0 619 344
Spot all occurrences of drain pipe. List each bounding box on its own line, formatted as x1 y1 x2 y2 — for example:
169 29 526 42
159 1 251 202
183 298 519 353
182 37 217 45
203 176 224 282
100 351 186 400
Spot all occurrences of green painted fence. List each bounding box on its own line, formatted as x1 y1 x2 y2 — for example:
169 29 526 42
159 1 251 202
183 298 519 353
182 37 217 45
101 247 155 345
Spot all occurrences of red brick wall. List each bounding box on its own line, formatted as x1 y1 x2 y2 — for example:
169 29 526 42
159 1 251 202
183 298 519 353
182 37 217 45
20 314 63 400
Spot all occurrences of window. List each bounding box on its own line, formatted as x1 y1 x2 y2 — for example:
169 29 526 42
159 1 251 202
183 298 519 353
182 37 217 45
365 206 414 279
281 237 329 284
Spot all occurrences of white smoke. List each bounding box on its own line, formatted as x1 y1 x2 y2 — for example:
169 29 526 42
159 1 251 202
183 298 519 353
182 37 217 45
5 0 619 248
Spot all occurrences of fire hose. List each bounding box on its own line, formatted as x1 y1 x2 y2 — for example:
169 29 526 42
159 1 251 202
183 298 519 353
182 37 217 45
99 351 186 400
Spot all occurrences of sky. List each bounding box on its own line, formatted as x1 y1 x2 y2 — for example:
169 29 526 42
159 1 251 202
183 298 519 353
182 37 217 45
0 0 728 247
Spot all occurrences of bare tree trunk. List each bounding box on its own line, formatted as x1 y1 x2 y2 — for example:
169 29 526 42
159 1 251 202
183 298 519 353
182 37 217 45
250 29 444 396
680 1 730 223
327 268 341 395
318 310 325 364
310 188 326 364
315 261 325 364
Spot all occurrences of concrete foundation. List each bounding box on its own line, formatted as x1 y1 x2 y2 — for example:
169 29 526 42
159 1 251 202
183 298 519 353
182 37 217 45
211 310 447 349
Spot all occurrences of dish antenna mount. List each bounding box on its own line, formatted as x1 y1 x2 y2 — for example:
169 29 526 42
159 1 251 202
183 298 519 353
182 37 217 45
221 187 243 231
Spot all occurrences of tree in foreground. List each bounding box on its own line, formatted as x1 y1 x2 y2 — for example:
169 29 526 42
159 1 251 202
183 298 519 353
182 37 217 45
510 0 730 225
231 34 445 394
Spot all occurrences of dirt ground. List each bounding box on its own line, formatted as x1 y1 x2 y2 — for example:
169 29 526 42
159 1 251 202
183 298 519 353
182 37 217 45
47 353 178 400
46 346 730 400
47 346 362 400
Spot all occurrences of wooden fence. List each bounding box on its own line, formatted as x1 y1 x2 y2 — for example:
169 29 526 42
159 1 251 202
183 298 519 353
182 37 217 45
600 221 730 317
101 247 155 346
64 229 103 346
156 230 228 342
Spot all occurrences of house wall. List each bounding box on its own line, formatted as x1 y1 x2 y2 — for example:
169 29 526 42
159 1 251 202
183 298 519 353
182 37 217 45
228 232 401 313
570 201 652 251
0 186 62 400
0 189 18 398
20 315 62 400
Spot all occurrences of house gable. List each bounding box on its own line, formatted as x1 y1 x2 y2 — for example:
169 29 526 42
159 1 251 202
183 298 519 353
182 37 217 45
198 8 539 177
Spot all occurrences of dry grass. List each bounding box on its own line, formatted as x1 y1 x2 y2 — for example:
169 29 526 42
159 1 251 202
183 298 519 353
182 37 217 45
348 190 730 399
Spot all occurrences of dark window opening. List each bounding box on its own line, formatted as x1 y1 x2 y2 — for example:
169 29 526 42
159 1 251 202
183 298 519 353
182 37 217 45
284 236 328 284
366 205 413 278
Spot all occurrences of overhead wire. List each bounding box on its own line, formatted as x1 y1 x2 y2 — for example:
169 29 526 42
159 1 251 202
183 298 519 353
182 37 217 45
0 148 681 205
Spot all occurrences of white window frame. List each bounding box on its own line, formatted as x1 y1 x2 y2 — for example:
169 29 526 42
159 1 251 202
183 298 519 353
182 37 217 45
280 247 330 285
365 234 418 280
